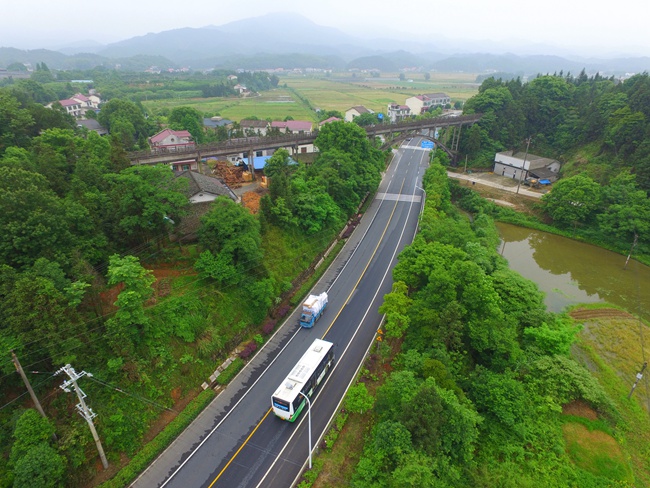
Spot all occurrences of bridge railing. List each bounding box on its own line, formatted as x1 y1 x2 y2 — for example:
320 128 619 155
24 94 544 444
128 114 482 161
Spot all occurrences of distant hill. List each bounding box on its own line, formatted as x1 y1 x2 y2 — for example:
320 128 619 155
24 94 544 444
0 13 647 75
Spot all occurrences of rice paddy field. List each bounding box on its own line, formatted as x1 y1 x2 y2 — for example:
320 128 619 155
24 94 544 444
142 72 480 122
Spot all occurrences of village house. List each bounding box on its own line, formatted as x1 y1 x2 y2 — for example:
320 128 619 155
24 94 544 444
270 120 313 134
240 119 269 136
345 106 373 122
149 128 195 152
319 116 341 126
405 92 451 115
175 170 238 203
494 150 562 182
47 92 102 119
387 103 411 123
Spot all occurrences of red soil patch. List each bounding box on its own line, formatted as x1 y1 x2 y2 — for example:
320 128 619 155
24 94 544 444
242 190 262 214
563 400 599 420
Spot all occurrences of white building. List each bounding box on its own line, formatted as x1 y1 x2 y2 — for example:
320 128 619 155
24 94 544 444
494 150 562 182
405 93 451 115
345 105 373 122
387 103 411 123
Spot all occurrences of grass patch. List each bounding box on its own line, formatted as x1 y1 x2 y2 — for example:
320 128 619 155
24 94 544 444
563 422 633 482
290 239 345 307
572 313 650 486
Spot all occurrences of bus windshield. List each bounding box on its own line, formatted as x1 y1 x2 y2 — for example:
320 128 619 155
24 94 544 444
272 397 290 412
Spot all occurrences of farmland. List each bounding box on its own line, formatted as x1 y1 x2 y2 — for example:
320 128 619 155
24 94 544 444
142 71 480 122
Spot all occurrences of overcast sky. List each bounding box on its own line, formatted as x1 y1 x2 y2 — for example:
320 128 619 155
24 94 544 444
2 0 649 57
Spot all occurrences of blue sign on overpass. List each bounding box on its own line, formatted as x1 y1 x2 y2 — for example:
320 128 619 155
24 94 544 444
421 140 435 149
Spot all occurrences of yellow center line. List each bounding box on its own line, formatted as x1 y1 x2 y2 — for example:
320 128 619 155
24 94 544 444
208 407 273 487
207 176 407 487
321 177 406 339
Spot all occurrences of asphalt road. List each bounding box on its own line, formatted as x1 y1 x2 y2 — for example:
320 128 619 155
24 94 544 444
131 139 428 488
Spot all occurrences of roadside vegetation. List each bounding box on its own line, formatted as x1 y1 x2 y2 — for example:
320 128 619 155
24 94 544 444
306 156 649 487
0 70 389 486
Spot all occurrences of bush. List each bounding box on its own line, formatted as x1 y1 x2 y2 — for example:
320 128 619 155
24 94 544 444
262 319 277 335
276 305 291 318
238 341 258 359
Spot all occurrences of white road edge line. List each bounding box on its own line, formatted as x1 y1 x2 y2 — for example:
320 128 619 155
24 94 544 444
257 150 423 488
140 149 404 488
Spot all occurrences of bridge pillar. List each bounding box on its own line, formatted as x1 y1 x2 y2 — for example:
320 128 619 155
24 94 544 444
248 147 256 181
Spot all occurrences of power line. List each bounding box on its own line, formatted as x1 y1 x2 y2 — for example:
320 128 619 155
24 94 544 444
0 223 339 369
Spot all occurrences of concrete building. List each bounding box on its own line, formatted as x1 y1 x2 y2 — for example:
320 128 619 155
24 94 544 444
345 106 373 122
387 103 411 123
494 150 562 182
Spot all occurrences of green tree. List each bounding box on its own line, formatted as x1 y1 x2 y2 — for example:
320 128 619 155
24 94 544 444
0 90 34 152
10 409 56 462
352 112 379 127
98 98 153 150
346 383 375 414
168 106 205 143
598 171 650 253
379 281 412 339
106 165 189 248
12 444 65 488
541 174 601 228
195 197 263 284
105 254 156 356
0 167 73 269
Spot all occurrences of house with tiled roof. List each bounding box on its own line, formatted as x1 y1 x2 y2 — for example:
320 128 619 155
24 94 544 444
270 120 313 134
345 106 373 122
149 128 195 152
47 92 102 119
319 116 341 126
175 170 238 203
405 93 451 115
57 98 83 118
240 119 269 136
387 103 411 123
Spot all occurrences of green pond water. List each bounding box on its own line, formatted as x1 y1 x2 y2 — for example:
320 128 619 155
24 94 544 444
496 223 650 321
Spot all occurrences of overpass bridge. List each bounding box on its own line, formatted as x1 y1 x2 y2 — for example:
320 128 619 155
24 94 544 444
127 113 482 167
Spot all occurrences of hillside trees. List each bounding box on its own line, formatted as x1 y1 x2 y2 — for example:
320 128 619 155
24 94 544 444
460 72 650 194
105 165 189 249
540 174 601 228
168 106 205 144
98 98 155 150
261 122 386 235
353 160 617 486
195 197 264 285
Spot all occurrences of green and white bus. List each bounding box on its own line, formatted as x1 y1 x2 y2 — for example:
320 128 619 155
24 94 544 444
271 339 335 422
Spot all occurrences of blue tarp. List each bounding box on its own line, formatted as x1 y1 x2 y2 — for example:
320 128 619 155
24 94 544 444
539 179 552 185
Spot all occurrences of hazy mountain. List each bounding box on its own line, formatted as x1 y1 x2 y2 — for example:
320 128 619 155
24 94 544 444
57 40 105 55
0 13 647 75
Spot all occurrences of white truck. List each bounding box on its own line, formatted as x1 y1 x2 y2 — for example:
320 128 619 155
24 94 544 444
299 292 328 328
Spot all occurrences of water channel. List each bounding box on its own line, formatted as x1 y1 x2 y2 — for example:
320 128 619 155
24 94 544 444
496 223 650 322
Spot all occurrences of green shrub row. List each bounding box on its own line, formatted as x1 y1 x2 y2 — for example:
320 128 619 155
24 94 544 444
215 358 245 386
98 388 216 488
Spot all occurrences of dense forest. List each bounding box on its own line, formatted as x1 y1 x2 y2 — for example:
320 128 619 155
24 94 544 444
455 72 650 261
0 71 387 486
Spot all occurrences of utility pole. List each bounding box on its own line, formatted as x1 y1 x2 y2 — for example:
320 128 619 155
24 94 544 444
56 364 109 469
515 137 532 195
11 351 48 419
628 362 647 399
